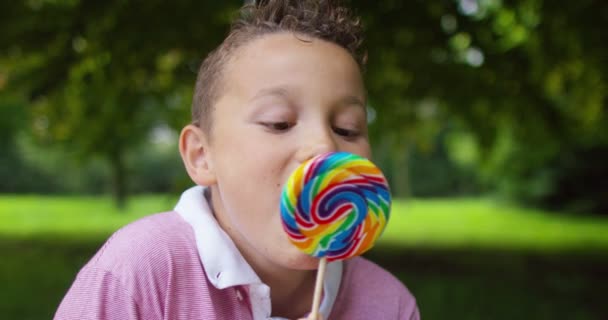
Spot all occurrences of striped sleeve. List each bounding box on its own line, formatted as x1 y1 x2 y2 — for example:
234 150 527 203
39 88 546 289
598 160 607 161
400 292 421 320
54 266 146 320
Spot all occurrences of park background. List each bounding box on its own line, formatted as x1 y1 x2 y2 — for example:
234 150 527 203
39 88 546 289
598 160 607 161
1 0 607 319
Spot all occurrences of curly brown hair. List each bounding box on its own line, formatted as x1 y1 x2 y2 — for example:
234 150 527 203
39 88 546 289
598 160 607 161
192 0 367 132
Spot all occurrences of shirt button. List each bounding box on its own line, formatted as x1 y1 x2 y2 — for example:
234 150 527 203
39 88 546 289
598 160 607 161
235 288 243 301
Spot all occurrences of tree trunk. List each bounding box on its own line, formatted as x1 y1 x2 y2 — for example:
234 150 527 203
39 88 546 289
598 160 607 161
392 143 411 198
110 150 128 210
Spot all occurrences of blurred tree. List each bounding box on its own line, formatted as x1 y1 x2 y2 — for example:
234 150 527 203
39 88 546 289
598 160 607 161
0 0 606 211
0 0 236 207
360 0 606 146
0 95 28 192
357 0 607 212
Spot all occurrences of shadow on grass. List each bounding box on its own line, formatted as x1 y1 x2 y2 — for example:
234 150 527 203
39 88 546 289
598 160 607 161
1 234 607 320
0 234 106 320
365 245 608 320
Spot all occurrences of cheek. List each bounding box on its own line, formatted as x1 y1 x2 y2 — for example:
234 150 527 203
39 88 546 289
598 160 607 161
215 154 285 221
360 141 372 158
341 141 372 159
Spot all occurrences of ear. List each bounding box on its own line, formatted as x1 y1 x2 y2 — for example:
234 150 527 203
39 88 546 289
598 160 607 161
179 124 217 186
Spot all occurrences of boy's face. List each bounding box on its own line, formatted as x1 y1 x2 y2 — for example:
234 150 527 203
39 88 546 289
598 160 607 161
195 32 370 271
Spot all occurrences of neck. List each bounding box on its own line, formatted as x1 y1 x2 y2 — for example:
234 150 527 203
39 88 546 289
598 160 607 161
227 223 318 319
207 188 317 319
256 262 317 318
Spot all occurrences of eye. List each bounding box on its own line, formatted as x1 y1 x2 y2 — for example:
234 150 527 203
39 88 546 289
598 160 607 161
333 126 360 139
261 121 294 132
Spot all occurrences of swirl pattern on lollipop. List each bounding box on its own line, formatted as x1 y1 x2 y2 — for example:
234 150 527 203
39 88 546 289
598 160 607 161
280 152 391 262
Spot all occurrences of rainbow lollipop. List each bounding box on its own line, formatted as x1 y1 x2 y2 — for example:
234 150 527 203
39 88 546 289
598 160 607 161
281 152 391 319
280 151 391 262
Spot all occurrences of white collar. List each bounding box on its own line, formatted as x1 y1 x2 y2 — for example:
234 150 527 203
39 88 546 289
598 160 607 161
175 186 342 320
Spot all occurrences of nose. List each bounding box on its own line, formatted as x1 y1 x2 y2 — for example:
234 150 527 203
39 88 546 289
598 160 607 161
294 126 338 163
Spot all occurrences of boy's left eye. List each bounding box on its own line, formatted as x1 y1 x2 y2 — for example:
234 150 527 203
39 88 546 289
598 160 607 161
333 126 360 139
261 121 293 132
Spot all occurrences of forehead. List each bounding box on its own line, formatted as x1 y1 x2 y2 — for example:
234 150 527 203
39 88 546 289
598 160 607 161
220 32 365 101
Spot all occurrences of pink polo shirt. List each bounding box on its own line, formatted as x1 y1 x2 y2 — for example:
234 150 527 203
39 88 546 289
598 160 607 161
55 187 420 320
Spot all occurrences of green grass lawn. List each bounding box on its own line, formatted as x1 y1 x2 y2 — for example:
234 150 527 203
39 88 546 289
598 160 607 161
0 194 176 238
3 194 608 250
1 194 608 319
383 198 608 252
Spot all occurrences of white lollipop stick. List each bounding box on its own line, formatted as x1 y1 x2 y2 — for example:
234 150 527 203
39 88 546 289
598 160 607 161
310 257 327 320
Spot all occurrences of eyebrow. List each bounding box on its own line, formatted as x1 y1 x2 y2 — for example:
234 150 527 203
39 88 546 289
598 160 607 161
339 95 366 109
250 86 366 109
250 87 290 102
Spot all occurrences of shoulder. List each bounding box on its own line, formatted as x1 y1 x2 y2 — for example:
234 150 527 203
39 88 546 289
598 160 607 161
332 257 420 319
90 211 197 269
78 210 206 301
88 211 200 276
343 257 416 299
56 212 211 319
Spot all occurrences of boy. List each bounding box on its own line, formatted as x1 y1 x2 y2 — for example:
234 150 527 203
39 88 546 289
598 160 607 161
55 1 420 319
